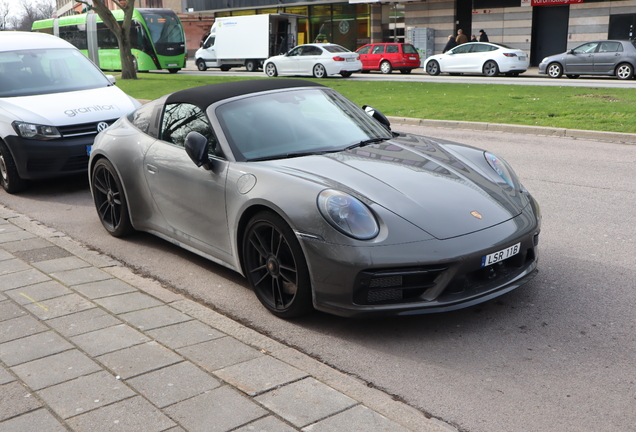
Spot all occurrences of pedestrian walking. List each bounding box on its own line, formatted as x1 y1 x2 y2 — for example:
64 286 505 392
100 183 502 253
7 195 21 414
456 29 468 45
479 29 489 42
443 34 457 52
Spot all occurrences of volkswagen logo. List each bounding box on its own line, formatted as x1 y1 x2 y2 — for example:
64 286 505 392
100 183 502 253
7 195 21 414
97 122 110 132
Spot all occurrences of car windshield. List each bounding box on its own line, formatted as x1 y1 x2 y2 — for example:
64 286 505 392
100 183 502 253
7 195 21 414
323 45 350 53
0 48 110 97
216 88 392 161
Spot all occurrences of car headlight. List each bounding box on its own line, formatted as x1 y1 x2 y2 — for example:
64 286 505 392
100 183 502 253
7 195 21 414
317 189 379 240
484 152 516 189
12 121 61 140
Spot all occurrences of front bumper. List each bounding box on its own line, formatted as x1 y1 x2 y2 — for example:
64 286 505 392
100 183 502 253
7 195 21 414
301 201 540 317
4 134 94 180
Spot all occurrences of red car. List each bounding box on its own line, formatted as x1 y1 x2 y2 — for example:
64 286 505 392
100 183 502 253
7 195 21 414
356 43 421 74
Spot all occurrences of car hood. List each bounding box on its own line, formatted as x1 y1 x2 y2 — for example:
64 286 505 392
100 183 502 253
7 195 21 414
271 134 527 240
0 86 138 126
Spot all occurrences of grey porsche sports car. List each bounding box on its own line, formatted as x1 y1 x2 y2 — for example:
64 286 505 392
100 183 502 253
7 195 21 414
89 79 540 318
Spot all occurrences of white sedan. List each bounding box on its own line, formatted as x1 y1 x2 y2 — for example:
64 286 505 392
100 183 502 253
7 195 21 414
264 44 362 78
425 42 529 77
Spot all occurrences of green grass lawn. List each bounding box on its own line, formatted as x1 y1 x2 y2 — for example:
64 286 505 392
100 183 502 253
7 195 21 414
115 74 636 133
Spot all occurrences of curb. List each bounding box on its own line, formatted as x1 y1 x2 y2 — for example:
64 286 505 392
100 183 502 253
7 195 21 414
388 116 636 144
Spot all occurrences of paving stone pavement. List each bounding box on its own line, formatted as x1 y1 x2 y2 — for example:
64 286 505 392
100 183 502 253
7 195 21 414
0 205 457 432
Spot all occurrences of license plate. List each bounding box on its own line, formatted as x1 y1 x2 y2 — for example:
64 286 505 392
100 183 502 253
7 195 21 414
519 56 526 61
408 57 417 60
86 145 92 156
346 58 355 62
481 243 520 267
167 63 178 67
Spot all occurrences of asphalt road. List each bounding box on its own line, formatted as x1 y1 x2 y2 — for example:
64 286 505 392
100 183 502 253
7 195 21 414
175 64 636 88
1 124 634 432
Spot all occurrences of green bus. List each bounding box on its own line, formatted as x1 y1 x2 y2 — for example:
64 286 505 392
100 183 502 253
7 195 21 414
32 8 186 73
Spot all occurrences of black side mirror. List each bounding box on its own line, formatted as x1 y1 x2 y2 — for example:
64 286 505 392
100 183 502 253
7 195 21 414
362 105 391 131
185 131 211 169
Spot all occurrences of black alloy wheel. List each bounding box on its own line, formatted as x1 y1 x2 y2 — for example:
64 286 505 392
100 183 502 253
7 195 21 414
91 159 134 237
243 211 312 318
0 141 26 194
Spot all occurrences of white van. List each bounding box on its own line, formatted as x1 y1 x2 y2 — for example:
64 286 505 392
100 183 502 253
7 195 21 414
0 31 140 193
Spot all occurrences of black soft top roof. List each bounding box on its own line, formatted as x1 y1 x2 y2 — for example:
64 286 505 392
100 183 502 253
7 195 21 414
165 79 325 109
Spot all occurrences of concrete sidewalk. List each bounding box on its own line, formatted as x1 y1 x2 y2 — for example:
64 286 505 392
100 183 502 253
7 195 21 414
0 205 455 432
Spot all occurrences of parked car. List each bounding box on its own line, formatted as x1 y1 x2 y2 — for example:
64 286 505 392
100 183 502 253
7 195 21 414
425 42 529 77
0 31 140 194
263 43 361 78
356 43 420 74
538 40 636 80
88 79 541 318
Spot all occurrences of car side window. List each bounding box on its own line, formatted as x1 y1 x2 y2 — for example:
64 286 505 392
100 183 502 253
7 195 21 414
372 45 385 54
357 45 371 55
451 45 472 54
470 44 492 53
302 46 322 56
573 42 598 54
160 103 221 157
403 44 418 54
127 100 159 135
386 45 399 54
288 47 302 56
598 42 622 53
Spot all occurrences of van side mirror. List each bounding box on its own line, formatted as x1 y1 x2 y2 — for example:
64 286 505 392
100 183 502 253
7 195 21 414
106 75 116 85
185 131 211 169
362 105 391 131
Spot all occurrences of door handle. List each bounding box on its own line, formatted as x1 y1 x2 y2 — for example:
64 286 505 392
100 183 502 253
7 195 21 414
146 164 158 174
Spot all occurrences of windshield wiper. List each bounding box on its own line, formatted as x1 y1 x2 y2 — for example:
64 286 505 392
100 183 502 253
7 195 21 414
247 149 340 162
345 136 392 151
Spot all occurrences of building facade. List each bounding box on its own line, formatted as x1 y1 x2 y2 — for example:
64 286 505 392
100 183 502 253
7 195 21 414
55 0 636 65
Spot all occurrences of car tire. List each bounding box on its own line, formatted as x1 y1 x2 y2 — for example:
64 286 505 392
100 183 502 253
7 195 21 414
426 60 440 76
91 158 134 238
547 62 563 78
196 59 207 71
0 140 27 194
245 60 257 72
616 63 634 80
265 63 278 77
483 60 499 77
340 71 352 78
400 69 412 74
380 60 392 74
313 63 327 78
243 211 313 318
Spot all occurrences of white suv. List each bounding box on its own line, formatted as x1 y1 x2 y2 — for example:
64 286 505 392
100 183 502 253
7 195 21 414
0 31 140 193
